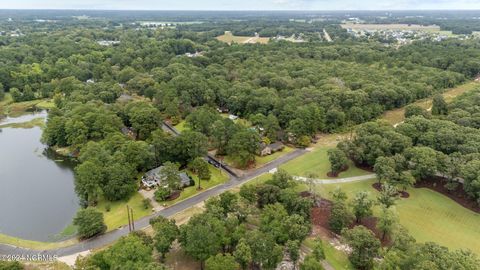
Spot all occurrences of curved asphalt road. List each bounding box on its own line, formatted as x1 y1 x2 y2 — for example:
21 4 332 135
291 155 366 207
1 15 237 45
0 149 307 257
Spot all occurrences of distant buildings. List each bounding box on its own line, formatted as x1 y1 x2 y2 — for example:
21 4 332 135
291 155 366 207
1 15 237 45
97 40 120 46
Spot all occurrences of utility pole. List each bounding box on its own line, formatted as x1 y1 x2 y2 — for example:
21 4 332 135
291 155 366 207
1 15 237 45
127 205 131 232
130 207 135 231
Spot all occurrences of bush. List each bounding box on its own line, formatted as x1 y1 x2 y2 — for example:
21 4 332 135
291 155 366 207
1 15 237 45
143 198 152 209
73 208 107 239
155 187 171 202
105 204 111 212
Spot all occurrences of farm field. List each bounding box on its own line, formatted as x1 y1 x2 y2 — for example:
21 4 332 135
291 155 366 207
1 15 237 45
304 179 480 255
216 31 270 44
280 146 371 179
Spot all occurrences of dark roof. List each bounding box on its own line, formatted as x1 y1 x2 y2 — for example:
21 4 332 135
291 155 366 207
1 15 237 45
268 142 285 151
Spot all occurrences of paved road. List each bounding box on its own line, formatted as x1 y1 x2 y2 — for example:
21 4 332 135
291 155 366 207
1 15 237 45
0 149 307 257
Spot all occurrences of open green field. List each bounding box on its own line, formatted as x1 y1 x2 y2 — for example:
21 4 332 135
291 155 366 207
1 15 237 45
280 146 371 179
382 81 479 125
216 31 270 45
163 165 229 206
96 192 152 231
306 179 480 255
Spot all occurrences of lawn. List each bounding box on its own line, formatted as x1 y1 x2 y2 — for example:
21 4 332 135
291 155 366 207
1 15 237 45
256 146 295 166
0 233 78 250
163 165 229 206
96 192 152 231
306 179 480 255
304 237 354 270
280 146 372 179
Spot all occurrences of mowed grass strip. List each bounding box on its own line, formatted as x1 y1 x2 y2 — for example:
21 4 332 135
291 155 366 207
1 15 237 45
96 192 152 231
280 146 371 179
382 81 479 125
306 179 480 255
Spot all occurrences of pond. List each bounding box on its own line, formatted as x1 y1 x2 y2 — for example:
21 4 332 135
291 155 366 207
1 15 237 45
0 112 79 241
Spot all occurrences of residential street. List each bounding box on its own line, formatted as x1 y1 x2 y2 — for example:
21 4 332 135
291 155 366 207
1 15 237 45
0 149 307 257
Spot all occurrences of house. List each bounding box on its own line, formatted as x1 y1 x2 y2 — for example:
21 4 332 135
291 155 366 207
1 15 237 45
142 166 192 189
260 142 285 156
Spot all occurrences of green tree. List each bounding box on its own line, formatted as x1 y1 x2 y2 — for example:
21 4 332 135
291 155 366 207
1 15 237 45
328 148 348 176
186 106 222 136
286 240 300 267
267 169 297 189
160 162 182 191
342 225 381 270
245 230 283 270
300 255 324 270
312 238 326 261
73 208 107 239
227 128 261 168
234 238 252 270
74 160 103 205
179 213 226 270
127 103 161 140
174 131 208 165
205 253 239 270
150 216 179 260
351 191 374 223
377 183 399 208
432 94 448 115
329 188 352 233
101 234 157 270
377 206 399 240
189 157 211 189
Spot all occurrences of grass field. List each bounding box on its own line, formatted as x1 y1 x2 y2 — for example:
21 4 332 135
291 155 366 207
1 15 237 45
305 179 480 255
163 165 229 206
216 31 270 45
96 192 152 231
280 146 371 179
382 81 479 125
0 232 78 250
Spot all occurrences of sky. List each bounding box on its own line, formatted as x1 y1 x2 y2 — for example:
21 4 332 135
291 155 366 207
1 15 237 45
1 0 480 10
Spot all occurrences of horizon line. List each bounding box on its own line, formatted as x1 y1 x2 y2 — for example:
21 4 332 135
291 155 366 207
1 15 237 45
1 8 480 12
